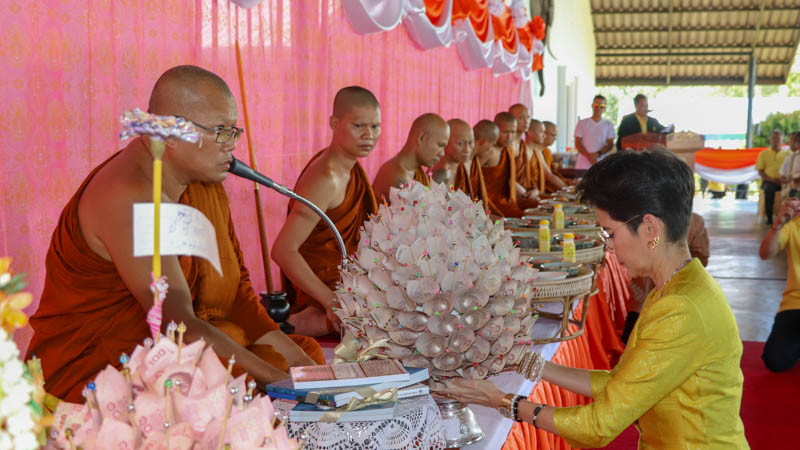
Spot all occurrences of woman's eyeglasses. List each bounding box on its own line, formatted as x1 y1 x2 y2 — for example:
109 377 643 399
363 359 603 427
598 215 641 250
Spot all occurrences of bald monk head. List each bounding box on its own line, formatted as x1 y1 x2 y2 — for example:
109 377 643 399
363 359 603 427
406 113 450 168
329 86 382 158
543 121 557 147
494 112 517 149
508 104 531 137
443 119 475 164
473 119 499 162
527 119 545 146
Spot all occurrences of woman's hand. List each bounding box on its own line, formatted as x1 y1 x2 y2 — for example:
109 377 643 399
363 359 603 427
438 378 507 409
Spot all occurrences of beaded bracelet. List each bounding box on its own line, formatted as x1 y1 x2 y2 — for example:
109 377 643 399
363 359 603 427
511 395 523 422
532 403 547 428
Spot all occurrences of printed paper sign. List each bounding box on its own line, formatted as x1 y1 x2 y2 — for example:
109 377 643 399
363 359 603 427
133 203 222 275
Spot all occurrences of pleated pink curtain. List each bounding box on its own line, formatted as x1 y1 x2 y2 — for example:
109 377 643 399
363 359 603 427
0 0 521 350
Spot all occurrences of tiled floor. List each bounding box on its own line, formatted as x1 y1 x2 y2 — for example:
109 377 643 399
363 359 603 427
695 197 785 342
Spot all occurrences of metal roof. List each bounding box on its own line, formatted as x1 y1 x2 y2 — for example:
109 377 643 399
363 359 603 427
590 0 800 85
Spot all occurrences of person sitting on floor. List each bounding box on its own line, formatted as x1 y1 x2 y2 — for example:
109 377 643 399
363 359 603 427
273 86 381 337
759 196 800 372
28 65 324 402
444 149 748 448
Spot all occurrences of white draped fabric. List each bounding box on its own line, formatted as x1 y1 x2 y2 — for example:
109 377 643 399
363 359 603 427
341 0 543 80
695 164 760 184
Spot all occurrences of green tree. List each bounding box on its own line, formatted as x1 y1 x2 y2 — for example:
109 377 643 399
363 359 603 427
754 110 800 147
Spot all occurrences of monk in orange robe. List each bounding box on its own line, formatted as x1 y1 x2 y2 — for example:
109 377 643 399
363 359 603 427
273 87 381 337
432 118 475 193
537 120 569 190
470 120 501 215
372 113 449 201
28 66 323 402
480 112 531 217
509 104 541 209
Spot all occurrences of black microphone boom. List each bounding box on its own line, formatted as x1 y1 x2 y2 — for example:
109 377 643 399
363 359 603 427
227 157 348 269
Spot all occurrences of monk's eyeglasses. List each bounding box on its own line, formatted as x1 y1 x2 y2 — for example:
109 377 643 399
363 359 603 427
598 215 641 250
189 120 244 144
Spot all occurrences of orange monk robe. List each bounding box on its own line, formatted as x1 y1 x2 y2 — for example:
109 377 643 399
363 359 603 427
414 167 432 187
514 141 542 209
468 157 496 215
29 157 324 403
541 145 569 189
285 151 378 314
482 147 525 217
452 162 474 196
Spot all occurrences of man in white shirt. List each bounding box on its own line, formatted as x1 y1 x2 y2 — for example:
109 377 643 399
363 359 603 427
574 95 616 169
780 131 800 197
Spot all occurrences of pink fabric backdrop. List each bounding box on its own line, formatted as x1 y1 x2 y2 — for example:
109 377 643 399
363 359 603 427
0 0 521 350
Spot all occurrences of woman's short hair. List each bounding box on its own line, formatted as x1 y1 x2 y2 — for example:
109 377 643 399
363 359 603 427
577 149 694 243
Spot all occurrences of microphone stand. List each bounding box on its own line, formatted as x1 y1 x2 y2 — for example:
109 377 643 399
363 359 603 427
228 158 349 331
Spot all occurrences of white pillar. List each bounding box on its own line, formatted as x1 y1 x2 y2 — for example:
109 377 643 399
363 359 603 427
556 65 567 152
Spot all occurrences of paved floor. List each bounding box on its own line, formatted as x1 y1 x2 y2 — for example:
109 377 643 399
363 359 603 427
695 197 785 342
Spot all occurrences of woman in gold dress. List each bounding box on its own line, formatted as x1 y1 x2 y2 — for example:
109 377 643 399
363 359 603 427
444 150 749 448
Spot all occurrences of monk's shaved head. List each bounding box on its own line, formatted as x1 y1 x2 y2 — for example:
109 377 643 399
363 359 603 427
474 120 499 142
509 103 528 115
530 119 542 126
408 113 448 139
333 86 380 118
494 111 517 127
148 65 234 117
447 118 471 135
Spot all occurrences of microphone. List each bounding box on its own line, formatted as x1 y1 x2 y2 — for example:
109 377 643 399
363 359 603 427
227 157 349 269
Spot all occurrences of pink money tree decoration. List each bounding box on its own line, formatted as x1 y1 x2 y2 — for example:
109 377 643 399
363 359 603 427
334 182 539 386
47 329 299 449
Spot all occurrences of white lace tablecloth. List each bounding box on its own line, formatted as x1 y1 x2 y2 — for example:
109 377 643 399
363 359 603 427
273 395 446 450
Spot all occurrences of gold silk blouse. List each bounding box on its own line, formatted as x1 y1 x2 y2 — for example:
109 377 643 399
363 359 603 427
553 259 749 449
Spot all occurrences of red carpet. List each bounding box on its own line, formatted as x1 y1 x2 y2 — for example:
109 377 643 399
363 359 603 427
603 341 800 449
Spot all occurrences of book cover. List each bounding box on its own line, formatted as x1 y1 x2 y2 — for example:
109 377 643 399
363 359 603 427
291 359 409 390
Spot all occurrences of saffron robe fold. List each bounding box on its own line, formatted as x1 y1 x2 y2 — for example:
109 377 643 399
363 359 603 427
515 141 542 209
414 167 432 187
285 150 378 313
468 158 495 214
29 155 323 403
482 147 525 217
452 162 474 197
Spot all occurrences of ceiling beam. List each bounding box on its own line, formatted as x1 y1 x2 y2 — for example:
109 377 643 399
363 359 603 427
594 26 800 33
597 44 795 50
596 76 787 86
591 7 800 15
596 60 788 66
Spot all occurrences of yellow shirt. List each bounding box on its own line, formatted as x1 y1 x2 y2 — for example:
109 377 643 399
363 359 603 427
777 218 800 311
635 114 648 134
554 259 748 449
756 148 790 180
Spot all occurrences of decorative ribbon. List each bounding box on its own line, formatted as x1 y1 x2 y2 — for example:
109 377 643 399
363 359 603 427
319 388 398 423
333 334 391 363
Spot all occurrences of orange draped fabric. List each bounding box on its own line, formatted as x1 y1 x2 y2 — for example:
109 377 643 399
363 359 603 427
695 148 764 170
491 5 517 53
414 166 432 187
516 142 537 191
453 162 475 196
424 0 447 25
503 254 628 450
483 147 524 217
452 0 491 42
29 152 322 402
469 156 495 214
285 151 379 312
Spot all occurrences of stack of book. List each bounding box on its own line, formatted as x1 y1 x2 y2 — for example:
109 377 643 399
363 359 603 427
267 359 430 423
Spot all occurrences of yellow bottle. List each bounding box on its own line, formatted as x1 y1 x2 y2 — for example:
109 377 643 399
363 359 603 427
539 220 551 252
562 232 576 263
553 204 565 230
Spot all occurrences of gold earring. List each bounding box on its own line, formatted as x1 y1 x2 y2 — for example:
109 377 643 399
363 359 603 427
647 236 660 250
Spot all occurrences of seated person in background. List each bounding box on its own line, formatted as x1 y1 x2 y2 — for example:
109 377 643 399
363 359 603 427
372 113 449 201
446 150 747 448
508 104 540 208
623 212 710 343
29 65 323 402
537 120 578 188
273 86 381 338
481 112 527 217
526 119 566 192
432 118 475 193
759 197 800 372
470 119 501 215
